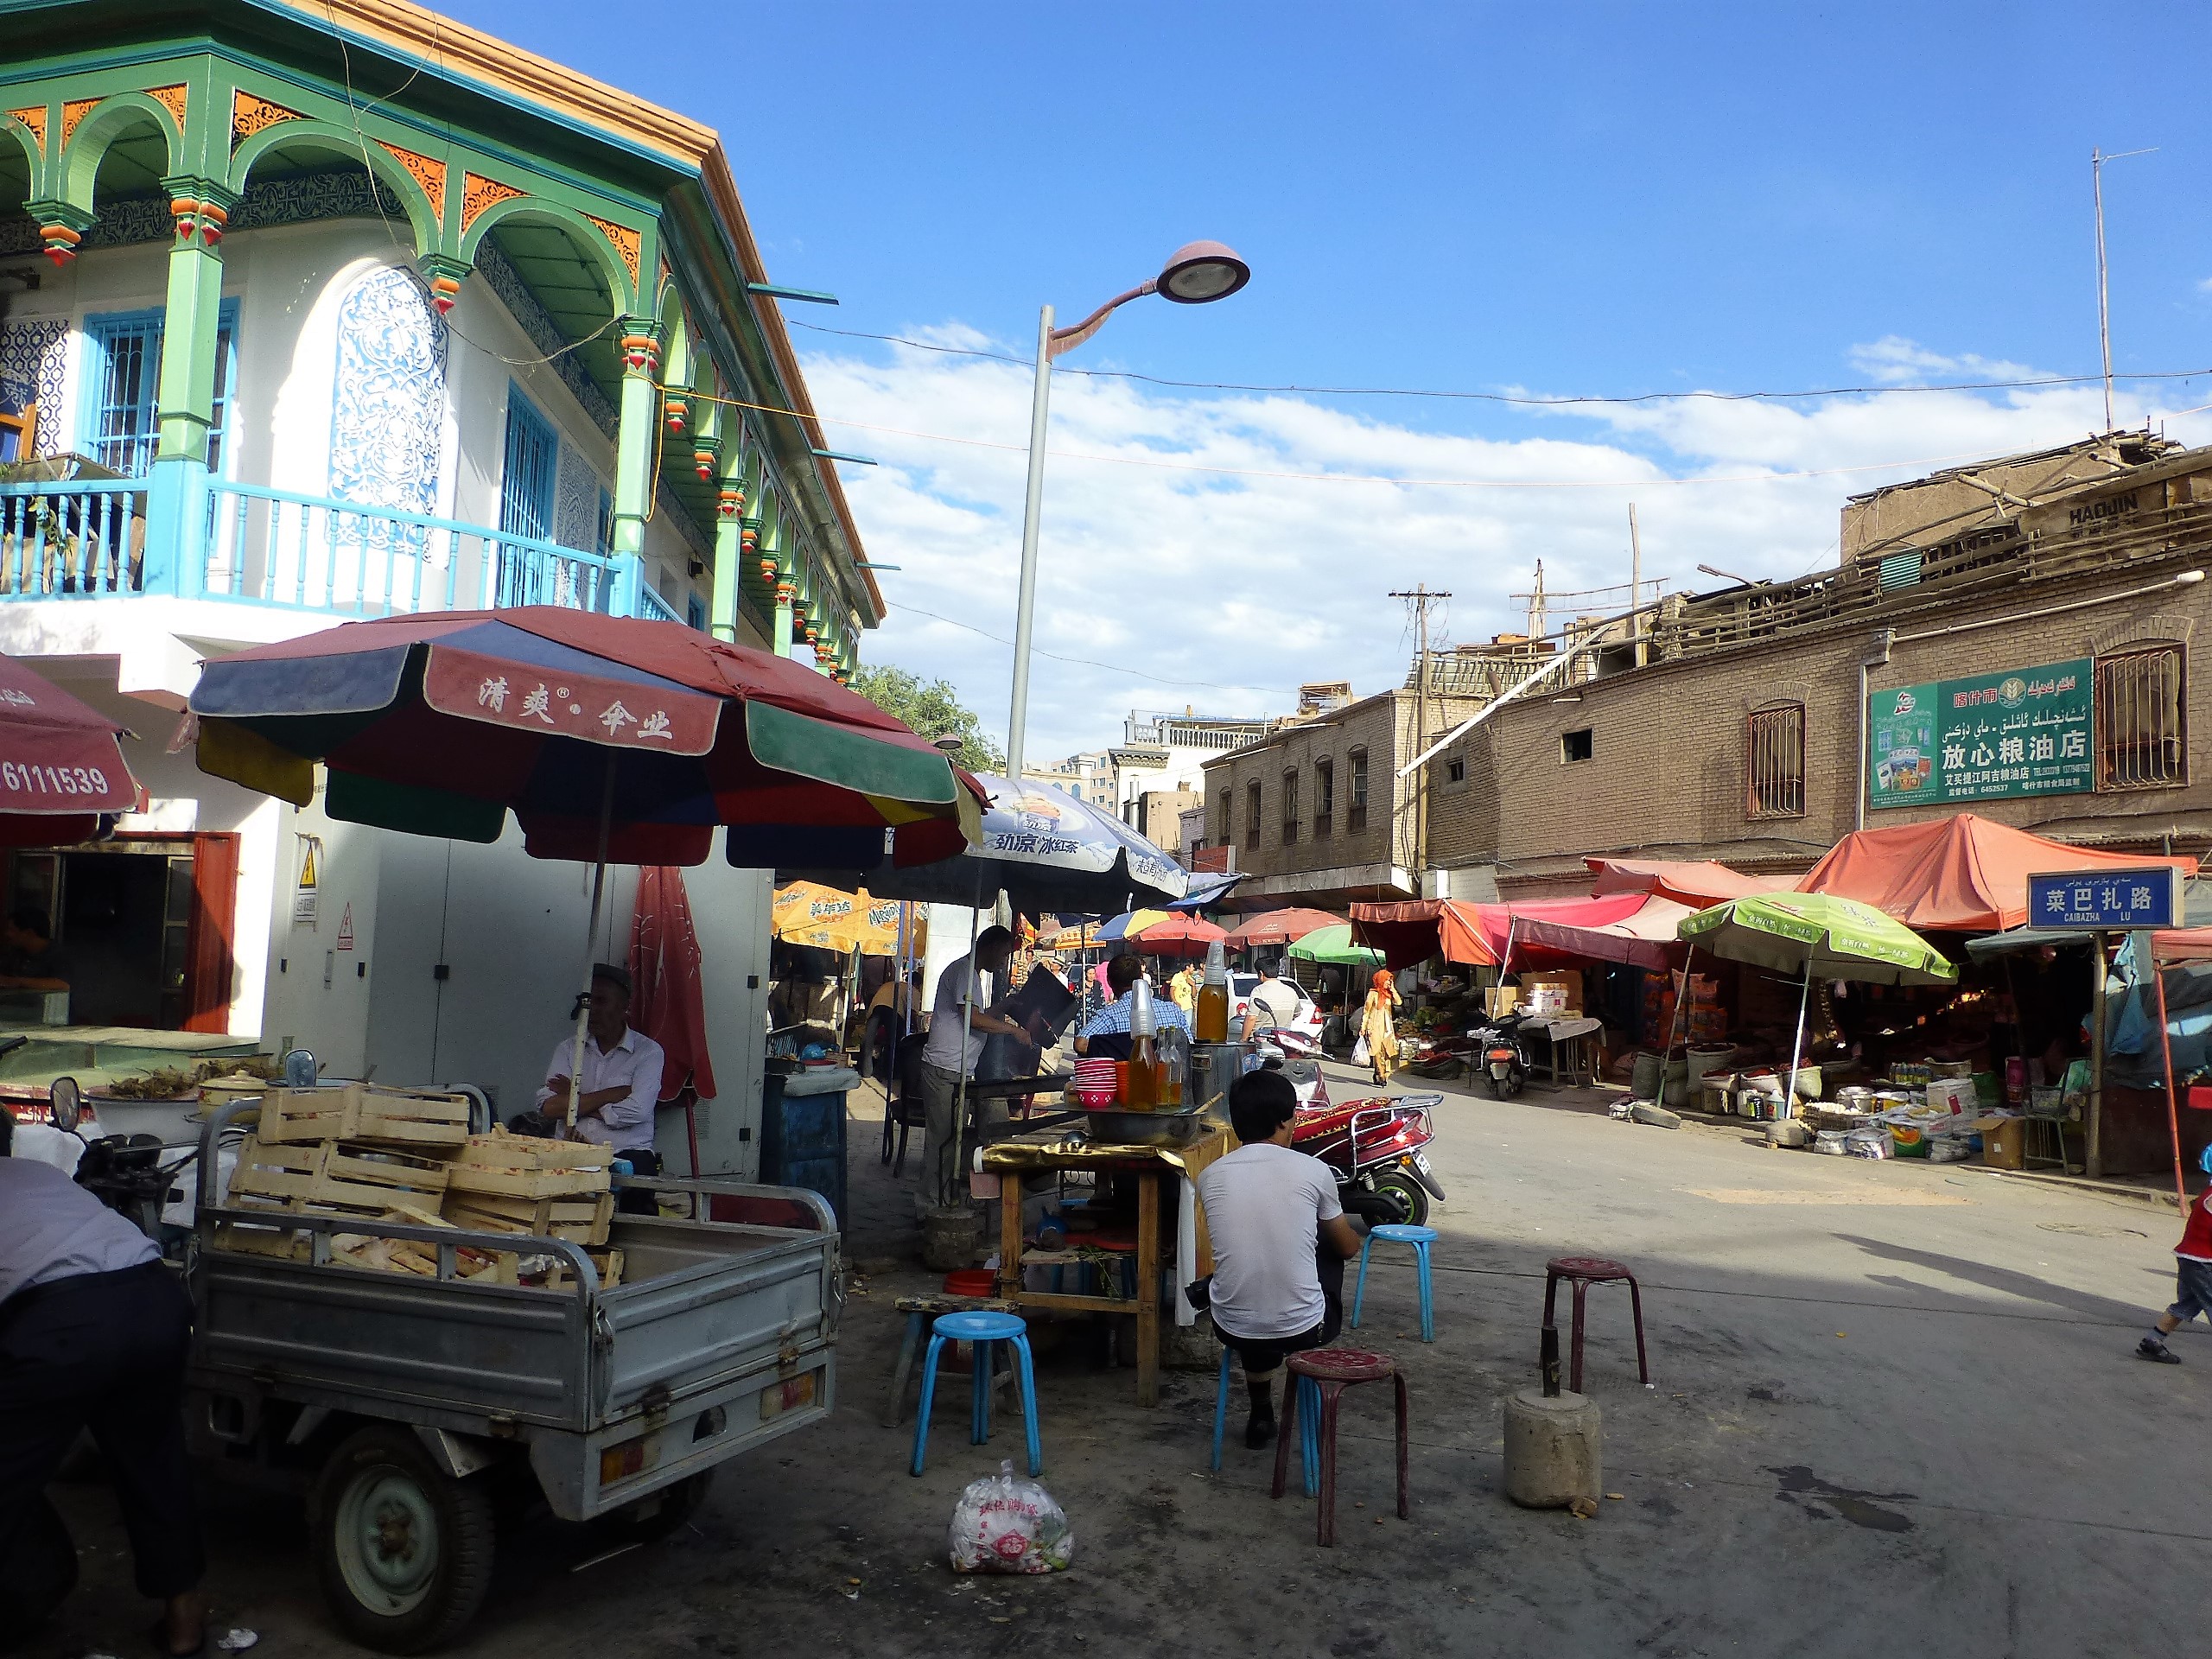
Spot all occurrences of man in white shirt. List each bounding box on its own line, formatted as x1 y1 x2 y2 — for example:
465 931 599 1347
0 1125 207 1654
918 926 1037 1211
1241 963 1306 1042
530 963 665 1212
1195 1069 1363 1449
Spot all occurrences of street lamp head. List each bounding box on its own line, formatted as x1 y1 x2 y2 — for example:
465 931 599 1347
1156 240 1250 304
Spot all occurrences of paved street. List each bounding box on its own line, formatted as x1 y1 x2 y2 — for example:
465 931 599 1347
47 1065 2211 1658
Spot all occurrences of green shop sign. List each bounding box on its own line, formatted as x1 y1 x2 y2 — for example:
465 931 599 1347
1866 658 2092 810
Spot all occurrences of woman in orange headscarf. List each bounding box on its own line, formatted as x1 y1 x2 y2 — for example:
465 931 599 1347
1359 969 1402 1085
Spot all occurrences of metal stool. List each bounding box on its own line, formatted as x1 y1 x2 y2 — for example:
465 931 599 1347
1210 1345 1319 1491
1351 1223 1437 1341
1270 1348 1409 1546
911 1311 1041 1478
1541 1255 1649 1394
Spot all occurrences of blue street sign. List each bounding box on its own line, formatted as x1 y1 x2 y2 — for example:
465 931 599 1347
2025 867 2184 931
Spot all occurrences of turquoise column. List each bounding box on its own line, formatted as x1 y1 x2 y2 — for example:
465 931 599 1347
143 177 236 596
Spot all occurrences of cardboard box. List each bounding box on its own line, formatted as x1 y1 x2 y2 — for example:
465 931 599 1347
1969 1115 2024 1170
1519 969 1583 1015
1484 985 1520 1019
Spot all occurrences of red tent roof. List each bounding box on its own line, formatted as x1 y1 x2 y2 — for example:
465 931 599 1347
1586 856 1796 907
1796 813 2196 931
1352 893 1685 969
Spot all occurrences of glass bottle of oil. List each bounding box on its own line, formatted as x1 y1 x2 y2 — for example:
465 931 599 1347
1126 977 1160 1109
1194 938 1230 1044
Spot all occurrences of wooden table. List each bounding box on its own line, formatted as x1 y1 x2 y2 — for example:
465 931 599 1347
981 1123 1232 1406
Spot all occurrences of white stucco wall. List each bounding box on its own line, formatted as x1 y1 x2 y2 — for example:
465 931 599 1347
0 217 778 1129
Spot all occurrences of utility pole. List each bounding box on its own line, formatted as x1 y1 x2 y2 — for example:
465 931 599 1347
1628 503 1644 669
2093 145 2157 435
1389 584 1452 892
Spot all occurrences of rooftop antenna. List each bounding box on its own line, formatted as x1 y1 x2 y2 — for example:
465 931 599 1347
2094 145 2157 434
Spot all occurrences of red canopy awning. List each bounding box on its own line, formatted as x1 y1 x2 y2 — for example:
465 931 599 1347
1222 907 1344 949
1586 856 1796 907
1797 813 2197 932
1352 893 1685 970
0 654 142 844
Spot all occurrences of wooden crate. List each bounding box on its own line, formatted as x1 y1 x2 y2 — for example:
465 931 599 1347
444 1190 614 1246
447 1132 613 1201
454 1130 613 1171
228 1139 451 1214
255 1084 471 1149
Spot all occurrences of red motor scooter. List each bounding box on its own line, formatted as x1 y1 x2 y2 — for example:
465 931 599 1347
1289 1091 1446 1227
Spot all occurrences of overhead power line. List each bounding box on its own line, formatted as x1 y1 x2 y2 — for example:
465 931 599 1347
787 319 2212 409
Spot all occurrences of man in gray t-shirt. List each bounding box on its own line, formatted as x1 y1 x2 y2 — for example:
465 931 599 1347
1195 1070 1363 1450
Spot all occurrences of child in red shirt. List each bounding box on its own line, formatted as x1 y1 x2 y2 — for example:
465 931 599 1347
2139 1145 2212 1363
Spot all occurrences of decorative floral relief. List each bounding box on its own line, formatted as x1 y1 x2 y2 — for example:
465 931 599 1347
0 319 67 457
377 141 446 220
584 213 641 293
232 90 301 149
460 172 524 232
59 98 99 148
5 106 46 152
147 84 187 131
0 169 406 257
554 441 605 555
328 265 448 563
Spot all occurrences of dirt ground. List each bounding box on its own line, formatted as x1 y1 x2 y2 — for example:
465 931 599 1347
38 1064 2212 1659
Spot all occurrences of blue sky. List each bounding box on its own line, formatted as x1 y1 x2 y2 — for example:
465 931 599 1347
449 1 2212 757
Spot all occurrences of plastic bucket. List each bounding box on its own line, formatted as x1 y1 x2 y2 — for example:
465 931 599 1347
943 1269 999 1298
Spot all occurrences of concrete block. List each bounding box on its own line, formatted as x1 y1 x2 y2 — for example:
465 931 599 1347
1503 1388 1602 1509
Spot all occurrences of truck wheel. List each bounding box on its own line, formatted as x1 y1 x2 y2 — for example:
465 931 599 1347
605 1470 713 1542
311 1425 495 1655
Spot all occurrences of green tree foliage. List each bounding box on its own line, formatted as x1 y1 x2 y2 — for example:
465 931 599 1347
849 664 1005 773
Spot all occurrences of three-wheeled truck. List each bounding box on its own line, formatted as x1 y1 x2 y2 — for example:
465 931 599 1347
178 1101 842 1652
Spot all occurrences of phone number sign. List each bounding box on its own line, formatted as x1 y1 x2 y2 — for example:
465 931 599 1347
1867 658 2093 810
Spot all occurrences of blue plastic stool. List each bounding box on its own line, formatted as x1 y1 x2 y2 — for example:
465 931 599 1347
911 1311 1042 1478
1209 1345 1319 1492
1351 1224 1438 1343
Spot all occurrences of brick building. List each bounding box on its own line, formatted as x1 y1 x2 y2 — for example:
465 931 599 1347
1430 436 2212 897
1204 684 1488 909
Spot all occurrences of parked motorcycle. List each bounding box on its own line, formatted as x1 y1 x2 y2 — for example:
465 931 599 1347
1468 1011 1535 1099
1288 1092 1446 1226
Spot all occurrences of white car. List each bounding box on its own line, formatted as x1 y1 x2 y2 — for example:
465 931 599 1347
1228 971 1326 1042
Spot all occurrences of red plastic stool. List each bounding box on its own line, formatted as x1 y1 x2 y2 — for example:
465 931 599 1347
1269 1348 1409 1546
1542 1255 1649 1394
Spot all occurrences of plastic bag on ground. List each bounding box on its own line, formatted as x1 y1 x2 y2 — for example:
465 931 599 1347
947 1460 1074 1574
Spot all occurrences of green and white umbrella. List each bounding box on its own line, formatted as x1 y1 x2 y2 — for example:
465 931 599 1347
1677 893 1957 986
1673 893 1955 1104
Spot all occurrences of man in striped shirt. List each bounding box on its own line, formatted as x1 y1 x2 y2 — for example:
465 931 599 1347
1074 953 1192 1060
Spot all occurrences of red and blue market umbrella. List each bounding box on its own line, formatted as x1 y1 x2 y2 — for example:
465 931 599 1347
190 609 984 1126
188 609 983 868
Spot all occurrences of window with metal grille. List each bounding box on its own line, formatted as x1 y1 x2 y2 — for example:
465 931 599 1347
1313 758 1334 839
81 307 237 476
1347 748 1369 832
1281 768 1300 844
499 387 558 542
1245 779 1262 849
2096 646 2187 791
1745 703 1806 818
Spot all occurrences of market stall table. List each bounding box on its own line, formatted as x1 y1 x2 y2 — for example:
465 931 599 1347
982 1122 1233 1406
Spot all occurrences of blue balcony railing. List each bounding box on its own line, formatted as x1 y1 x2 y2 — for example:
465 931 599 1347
0 478 149 596
202 481 637 618
0 472 657 622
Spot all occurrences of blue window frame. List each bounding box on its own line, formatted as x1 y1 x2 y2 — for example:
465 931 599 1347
686 594 707 632
79 303 238 478
499 385 558 543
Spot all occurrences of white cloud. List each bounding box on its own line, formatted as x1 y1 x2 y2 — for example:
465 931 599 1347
805 333 2212 764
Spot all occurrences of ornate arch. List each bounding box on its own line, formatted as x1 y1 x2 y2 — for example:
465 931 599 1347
458 194 634 317
56 91 184 211
227 117 441 253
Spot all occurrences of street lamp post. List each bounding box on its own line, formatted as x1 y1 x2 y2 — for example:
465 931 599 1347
1001 241 1250 786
